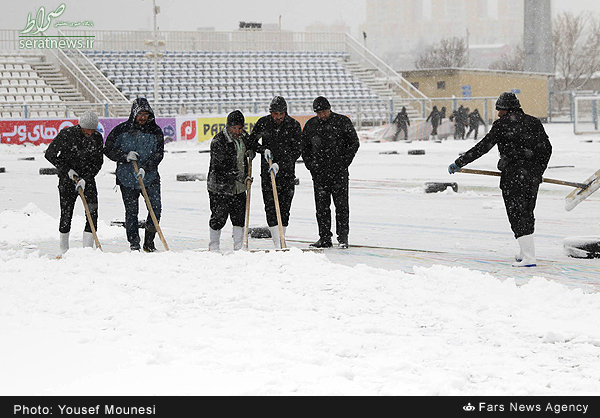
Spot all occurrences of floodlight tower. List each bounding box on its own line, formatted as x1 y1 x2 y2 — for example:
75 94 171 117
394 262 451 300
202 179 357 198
523 0 553 73
144 0 164 107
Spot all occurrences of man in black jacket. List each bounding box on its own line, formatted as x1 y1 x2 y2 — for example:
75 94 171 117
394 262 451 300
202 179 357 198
465 108 484 140
247 96 302 248
392 106 410 141
45 111 103 254
448 92 552 267
104 98 164 252
302 96 360 248
207 110 253 252
426 106 442 140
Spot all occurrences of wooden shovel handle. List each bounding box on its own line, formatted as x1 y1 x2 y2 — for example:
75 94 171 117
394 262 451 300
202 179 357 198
132 161 169 251
73 175 102 251
457 168 587 189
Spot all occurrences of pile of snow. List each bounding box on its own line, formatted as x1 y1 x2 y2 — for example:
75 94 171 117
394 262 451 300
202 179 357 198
1 205 600 395
0 203 122 246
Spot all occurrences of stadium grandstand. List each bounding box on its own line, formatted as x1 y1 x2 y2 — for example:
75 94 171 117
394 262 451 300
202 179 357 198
0 29 430 127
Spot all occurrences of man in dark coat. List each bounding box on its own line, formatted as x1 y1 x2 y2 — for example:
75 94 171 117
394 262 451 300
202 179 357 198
392 106 410 141
466 108 484 140
45 111 103 254
301 96 360 248
425 106 441 140
450 105 468 139
448 92 552 267
206 110 253 252
247 96 302 248
104 98 164 252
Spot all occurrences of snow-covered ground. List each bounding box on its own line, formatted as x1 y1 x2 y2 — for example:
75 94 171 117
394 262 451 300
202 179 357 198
1 122 600 395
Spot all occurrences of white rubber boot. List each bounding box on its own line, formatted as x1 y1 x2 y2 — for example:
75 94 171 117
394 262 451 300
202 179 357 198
269 226 281 249
209 227 221 252
59 232 69 254
232 226 244 251
82 231 95 248
512 234 536 267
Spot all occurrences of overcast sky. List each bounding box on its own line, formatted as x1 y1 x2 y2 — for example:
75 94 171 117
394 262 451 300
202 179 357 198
2 0 600 35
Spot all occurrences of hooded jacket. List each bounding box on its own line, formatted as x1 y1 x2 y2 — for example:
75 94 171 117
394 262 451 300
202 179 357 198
45 124 104 184
455 108 552 182
104 98 164 189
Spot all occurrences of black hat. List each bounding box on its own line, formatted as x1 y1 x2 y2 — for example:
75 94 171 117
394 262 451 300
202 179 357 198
495 92 521 110
313 96 331 112
227 110 245 127
269 96 287 113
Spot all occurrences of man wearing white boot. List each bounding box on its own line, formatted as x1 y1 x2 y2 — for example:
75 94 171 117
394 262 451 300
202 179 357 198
448 92 552 267
207 110 253 252
45 111 104 254
247 96 302 249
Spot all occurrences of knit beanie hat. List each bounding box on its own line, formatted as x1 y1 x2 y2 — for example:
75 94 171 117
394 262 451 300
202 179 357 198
269 96 288 113
227 110 245 127
79 111 99 130
313 96 331 112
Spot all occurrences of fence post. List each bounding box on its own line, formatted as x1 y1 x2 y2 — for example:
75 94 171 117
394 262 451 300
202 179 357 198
483 98 488 132
104 103 109 117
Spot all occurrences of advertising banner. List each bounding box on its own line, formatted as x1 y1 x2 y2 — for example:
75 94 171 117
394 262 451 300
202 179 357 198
177 115 262 143
0 119 78 145
176 114 312 143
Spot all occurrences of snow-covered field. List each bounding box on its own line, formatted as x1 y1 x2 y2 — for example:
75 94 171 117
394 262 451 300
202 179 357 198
1 122 600 396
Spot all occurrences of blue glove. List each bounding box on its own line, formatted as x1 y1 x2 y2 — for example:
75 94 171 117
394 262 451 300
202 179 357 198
136 167 145 180
448 163 460 174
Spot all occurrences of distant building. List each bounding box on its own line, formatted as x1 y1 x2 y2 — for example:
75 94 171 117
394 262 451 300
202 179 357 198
401 67 550 120
364 0 524 69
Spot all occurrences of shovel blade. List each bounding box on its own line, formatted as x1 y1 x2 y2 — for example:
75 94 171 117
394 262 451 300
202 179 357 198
565 168 600 211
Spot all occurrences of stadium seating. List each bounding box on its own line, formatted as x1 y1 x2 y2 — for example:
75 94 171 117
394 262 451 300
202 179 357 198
86 50 382 113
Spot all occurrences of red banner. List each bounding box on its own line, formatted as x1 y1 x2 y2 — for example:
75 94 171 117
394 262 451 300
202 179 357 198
0 119 78 145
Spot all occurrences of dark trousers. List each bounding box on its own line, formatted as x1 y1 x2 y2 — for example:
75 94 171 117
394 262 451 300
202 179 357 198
261 177 295 228
466 125 479 139
312 171 350 241
58 178 98 234
454 123 465 139
209 191 246 230
501 168 540 239
393 124 408 141
120 181 161 246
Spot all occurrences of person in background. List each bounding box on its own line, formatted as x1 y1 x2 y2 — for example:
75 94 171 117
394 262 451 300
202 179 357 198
448 92 552 267
45 111 104 254
425 105 442 140
391 106 410 141
466 108 485 140
247 96 302 248
301 96 360 249
206 110 254 252
104 98 165 252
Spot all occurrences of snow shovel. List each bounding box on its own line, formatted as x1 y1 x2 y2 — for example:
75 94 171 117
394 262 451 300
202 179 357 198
73 175 102 251
456 168 599 211
268 156 286 249
564 168 600 211
242 156 253 251
132 161 170 251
